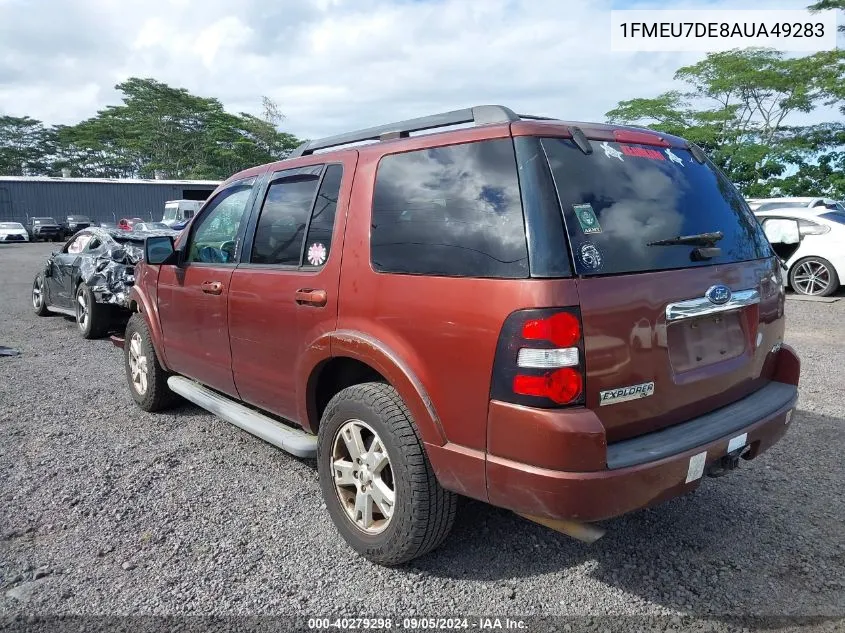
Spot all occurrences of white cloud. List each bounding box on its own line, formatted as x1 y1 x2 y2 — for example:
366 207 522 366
0 0 838 142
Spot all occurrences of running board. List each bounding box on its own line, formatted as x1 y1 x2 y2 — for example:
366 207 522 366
48 305 76 317
166 376 317 459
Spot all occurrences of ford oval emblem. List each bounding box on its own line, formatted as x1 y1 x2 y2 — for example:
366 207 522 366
706 284 732 305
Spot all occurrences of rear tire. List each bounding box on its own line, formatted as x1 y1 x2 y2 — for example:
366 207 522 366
75 283 110 339
124 313 178 412
789 256 839 297
32 274 50 316
317 382 457 566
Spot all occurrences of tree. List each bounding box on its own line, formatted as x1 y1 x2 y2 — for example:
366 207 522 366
0 116 54 175
808 0 845 32
50 78 301 179
606 48 845 198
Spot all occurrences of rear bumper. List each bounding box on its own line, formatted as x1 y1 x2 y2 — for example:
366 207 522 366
443 345 800 523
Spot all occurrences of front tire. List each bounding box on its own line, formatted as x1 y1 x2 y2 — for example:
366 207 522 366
317 382 457 566
789 256 839 297
124 313 178 412
75 283 110 339
32 274 50 316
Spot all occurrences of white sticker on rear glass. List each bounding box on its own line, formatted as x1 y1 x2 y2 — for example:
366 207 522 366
727 433 747 453
600 141 624 161
579 242 603 271
665 148 684 166
686 451 707 483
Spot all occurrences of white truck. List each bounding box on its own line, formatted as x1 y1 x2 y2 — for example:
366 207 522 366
161 200 203 227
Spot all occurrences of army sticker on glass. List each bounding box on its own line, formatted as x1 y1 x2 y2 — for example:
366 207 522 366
573 203 602 234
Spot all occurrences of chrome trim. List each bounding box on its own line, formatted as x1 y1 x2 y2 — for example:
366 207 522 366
665 289 760 322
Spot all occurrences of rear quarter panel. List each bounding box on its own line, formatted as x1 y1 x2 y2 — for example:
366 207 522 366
336 129 581 453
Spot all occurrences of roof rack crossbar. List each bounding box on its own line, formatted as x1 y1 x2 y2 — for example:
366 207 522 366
289 105 525 157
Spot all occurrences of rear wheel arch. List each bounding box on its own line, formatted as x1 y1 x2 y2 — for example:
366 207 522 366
304 333 447 446
308 357 386 432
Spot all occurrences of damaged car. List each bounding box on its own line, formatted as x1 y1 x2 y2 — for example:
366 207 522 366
31 227 165 339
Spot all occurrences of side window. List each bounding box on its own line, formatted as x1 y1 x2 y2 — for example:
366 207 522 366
66 234 92 254
251 168 323 266
187 182 254 264
184 209 194 219
303 164 343 267
370 139 528 278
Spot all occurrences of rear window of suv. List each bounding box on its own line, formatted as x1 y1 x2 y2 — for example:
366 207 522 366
542 138 772 276
371 139 529 278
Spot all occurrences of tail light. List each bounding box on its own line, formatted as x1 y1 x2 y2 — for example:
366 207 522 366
490 308 586 408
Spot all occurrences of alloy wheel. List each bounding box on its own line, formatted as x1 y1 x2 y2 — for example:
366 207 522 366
32 279 43 309
331 419 396 534
76 289 89 331
128 332 148 395
792 260 831 296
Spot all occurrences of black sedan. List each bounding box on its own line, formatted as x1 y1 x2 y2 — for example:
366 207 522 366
31 227 167 339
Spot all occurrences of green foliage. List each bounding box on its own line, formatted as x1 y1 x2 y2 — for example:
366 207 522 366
606 48 845 198
0 78 301 179
808 0 845 31
0 116 55 175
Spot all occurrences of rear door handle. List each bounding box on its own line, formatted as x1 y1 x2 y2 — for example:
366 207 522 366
201 281 224 295
295 288 327 307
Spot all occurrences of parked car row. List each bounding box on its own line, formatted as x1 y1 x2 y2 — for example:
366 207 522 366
30 106 803 567
2 215 185 243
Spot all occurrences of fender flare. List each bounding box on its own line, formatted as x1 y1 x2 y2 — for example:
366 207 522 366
302 330 447 446
128 286 170 372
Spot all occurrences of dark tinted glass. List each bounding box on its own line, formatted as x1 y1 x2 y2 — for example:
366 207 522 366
542 138 771 276
821 211 845 225
303 164 342 268
251 174 321 265
371 139 528 278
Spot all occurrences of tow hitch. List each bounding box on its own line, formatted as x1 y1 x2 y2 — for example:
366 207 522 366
706 445 751 478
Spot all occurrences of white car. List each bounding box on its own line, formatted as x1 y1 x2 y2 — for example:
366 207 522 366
755 208 845 296
0 222 29 243
748 197 844 213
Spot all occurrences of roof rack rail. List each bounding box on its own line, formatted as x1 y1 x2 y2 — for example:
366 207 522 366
289 105 554 158
516 114 558 121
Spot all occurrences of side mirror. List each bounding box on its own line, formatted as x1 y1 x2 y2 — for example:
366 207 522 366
145 235 176 265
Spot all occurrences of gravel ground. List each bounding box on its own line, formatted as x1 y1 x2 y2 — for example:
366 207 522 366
1 242 843 630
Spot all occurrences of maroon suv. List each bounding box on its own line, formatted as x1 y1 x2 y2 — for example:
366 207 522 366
123 105 800 565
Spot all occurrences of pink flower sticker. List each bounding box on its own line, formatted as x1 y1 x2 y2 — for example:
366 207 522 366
307 242 327 266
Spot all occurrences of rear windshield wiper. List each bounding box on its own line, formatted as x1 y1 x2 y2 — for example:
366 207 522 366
647 231 724 247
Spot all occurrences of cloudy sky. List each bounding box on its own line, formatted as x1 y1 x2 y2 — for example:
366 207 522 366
0 0 839 140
